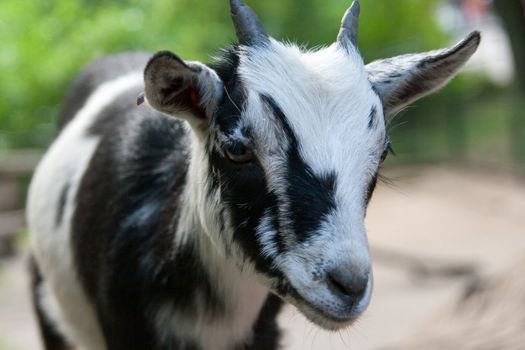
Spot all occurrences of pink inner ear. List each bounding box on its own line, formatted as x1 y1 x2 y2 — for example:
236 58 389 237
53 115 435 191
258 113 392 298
189 87 200 106
189 87 206 119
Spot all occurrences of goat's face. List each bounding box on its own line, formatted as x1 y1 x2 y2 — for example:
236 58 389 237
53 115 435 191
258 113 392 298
205 42 380 328
143 0 480 330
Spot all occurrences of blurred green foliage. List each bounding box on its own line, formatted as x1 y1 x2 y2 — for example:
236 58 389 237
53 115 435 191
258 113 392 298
0 0 445 149
0 0 520 172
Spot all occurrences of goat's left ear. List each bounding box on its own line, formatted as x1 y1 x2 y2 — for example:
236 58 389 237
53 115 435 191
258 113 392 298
143 51 223 132
366 31 480 116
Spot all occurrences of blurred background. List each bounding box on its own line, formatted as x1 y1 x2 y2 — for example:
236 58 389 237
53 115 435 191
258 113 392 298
0 0 523 349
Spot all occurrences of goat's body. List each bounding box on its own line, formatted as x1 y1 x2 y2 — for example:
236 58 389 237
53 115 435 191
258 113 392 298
27 53 281 350
27 2 480 348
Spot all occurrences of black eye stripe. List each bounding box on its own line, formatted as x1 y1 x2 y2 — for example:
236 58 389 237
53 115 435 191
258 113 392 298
259 93 338 244
368 106 377 129
259 94 298 148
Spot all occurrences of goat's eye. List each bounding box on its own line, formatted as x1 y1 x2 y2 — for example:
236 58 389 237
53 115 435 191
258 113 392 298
225 143 254 163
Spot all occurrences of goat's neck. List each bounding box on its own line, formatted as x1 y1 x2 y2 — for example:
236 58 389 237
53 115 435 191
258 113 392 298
169 137 270 349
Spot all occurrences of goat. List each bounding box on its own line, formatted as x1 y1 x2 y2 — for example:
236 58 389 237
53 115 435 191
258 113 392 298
26 1 480 349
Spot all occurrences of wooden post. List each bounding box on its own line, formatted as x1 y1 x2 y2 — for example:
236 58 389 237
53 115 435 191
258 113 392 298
0 151 42 258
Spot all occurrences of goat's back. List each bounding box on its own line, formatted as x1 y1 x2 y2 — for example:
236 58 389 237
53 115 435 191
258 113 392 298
27 51 191 349
58 52 151 130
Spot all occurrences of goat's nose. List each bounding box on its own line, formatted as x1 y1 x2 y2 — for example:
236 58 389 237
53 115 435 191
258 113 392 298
326 268 369 301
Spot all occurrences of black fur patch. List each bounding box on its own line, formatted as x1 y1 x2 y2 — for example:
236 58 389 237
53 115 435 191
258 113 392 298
72 85 219 348
206 47 280 273
237 294 283 350
55 182 69 226
208 46 241 85
207 146 281 276
205 49 293 298
209 46 246 136
367 106 377 129
261 94 337 244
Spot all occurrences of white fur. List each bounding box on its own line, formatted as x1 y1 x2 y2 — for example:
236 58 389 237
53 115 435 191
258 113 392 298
256 210 280 259
27 72 144 350
154 259 268 350
156 210 268 350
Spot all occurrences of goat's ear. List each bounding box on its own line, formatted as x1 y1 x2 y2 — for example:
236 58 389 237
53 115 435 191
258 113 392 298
143 51 223 131
366 31 480 116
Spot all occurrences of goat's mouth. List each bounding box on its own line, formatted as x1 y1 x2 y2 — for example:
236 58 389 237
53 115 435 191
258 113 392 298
296 302 359 330
280 274 373 331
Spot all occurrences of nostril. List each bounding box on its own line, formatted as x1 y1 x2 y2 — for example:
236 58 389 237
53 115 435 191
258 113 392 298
327 273 352 297
326 268 368 300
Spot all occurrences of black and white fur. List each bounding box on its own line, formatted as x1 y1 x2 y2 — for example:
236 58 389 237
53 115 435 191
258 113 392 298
27 1 480 349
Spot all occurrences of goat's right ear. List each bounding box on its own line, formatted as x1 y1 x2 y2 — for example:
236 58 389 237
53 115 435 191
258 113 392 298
143 51 223 132
366 31 480 117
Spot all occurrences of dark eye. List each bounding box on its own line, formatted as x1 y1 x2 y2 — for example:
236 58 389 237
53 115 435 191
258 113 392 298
225 143 254 163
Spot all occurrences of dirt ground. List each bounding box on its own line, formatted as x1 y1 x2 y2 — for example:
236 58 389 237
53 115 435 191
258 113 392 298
1 166 524 350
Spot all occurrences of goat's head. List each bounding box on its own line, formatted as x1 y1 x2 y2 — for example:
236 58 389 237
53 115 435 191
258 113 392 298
143 0 480 330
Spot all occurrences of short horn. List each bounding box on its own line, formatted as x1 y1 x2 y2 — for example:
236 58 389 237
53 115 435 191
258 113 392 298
229 0 269 47
337 1 360 50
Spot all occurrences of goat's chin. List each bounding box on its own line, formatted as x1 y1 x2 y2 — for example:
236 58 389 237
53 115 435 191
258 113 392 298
295 302 358 331
278 276 373 331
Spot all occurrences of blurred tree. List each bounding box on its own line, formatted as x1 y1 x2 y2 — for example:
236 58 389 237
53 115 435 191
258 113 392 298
493 0 525 167
493 0 525 92
0 0 501 173
0 0 446 151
